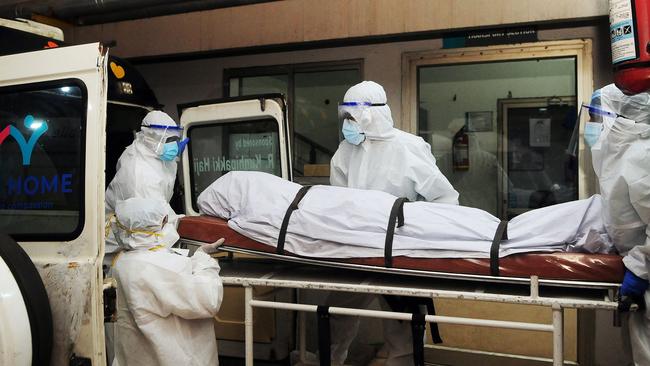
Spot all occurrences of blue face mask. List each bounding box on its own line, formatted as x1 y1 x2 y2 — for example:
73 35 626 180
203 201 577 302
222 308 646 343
584 122 603 147
342 119 365 145
159 141 179 161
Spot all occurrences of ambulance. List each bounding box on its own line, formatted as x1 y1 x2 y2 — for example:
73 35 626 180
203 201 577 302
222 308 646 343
0 18 292 365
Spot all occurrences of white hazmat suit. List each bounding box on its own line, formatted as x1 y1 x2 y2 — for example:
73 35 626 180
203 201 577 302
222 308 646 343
110 197 223 366
331 81 459 204
105 110 182 253
329 81 458 365
590 84 650 365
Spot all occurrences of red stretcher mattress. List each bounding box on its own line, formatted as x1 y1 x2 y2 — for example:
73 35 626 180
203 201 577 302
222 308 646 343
179 215 625 283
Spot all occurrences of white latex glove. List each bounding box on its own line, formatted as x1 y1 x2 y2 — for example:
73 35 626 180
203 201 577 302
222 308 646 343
197 238 225 254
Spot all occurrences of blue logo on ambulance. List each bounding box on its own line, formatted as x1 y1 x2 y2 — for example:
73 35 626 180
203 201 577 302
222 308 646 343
0 114 48 165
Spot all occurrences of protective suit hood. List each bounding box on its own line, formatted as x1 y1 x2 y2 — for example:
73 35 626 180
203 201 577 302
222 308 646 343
598 84 650 124
113 197 173 251
343 81 397 141
141 110 179 149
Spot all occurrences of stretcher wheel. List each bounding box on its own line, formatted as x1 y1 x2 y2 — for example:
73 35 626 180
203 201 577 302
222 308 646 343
0 233 53 366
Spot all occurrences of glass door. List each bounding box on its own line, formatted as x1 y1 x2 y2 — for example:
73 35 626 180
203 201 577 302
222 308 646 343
498 97 578 219
407 41 591 363
417 56 577 218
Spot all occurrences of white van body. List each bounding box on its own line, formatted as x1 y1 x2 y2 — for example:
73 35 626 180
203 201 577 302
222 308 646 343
0 43 108 365
0 41 296 365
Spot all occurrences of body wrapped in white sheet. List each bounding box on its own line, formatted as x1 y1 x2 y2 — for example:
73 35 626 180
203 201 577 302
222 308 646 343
198 171 613 259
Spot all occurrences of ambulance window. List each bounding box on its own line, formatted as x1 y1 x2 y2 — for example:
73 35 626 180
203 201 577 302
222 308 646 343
0 80 86 240
187 118 281 210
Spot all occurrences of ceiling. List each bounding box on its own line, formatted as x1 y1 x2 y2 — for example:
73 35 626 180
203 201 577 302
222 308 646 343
0 0 277 25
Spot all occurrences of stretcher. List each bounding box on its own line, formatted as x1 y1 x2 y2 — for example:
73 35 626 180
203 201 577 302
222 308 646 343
183 171 627 364
190 171 624 292
178 215 624 289
178 210 624 366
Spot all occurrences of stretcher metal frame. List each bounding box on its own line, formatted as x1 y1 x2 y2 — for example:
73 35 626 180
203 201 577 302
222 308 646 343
205 248 621 366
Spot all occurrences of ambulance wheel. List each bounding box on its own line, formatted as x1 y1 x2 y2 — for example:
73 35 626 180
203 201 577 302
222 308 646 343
0 233 53 366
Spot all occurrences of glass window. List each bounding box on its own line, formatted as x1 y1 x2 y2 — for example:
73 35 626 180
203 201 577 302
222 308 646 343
293 69 358 175
227 62 361 182
418 57 577 218
187 119 281 210
0 80 86 239
239 75 288 96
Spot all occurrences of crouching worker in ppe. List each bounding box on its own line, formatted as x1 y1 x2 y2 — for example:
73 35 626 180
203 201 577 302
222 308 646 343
589 84 650 365
110 197 223 366
326 81 458 365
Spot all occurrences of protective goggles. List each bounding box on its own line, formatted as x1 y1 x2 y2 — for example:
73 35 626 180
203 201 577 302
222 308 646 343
142 124 190 155
338 101 386 122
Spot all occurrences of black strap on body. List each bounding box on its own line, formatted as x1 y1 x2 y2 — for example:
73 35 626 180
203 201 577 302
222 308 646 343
425 298 443 344
317 306 331 366
411 313 426 366
384 197 409 267
277 185 313 254
384 296 442 344
490 220 509 276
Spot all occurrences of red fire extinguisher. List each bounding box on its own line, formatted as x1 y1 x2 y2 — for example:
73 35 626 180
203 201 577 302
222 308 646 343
610 0 650 94
452 126 469 171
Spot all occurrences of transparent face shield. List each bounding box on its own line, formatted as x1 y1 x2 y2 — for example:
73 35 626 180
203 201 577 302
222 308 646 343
141 124 190 156
567 103 618 155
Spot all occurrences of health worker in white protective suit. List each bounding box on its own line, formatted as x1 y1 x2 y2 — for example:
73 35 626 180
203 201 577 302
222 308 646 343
105 110 189 253
328 81 459 366
589 84 650 365
110 197 224 366
331 81 459 203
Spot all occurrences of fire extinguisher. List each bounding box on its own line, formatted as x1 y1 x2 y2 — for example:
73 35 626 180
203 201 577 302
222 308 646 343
610 0 650 94
452 126 469 171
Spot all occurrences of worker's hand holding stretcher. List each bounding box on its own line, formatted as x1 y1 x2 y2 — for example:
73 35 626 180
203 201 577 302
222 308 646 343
197 238 225 255
618 269 648 313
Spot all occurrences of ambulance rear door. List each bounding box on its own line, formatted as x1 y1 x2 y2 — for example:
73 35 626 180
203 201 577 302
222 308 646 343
179 94 291 215
0 43 108 365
